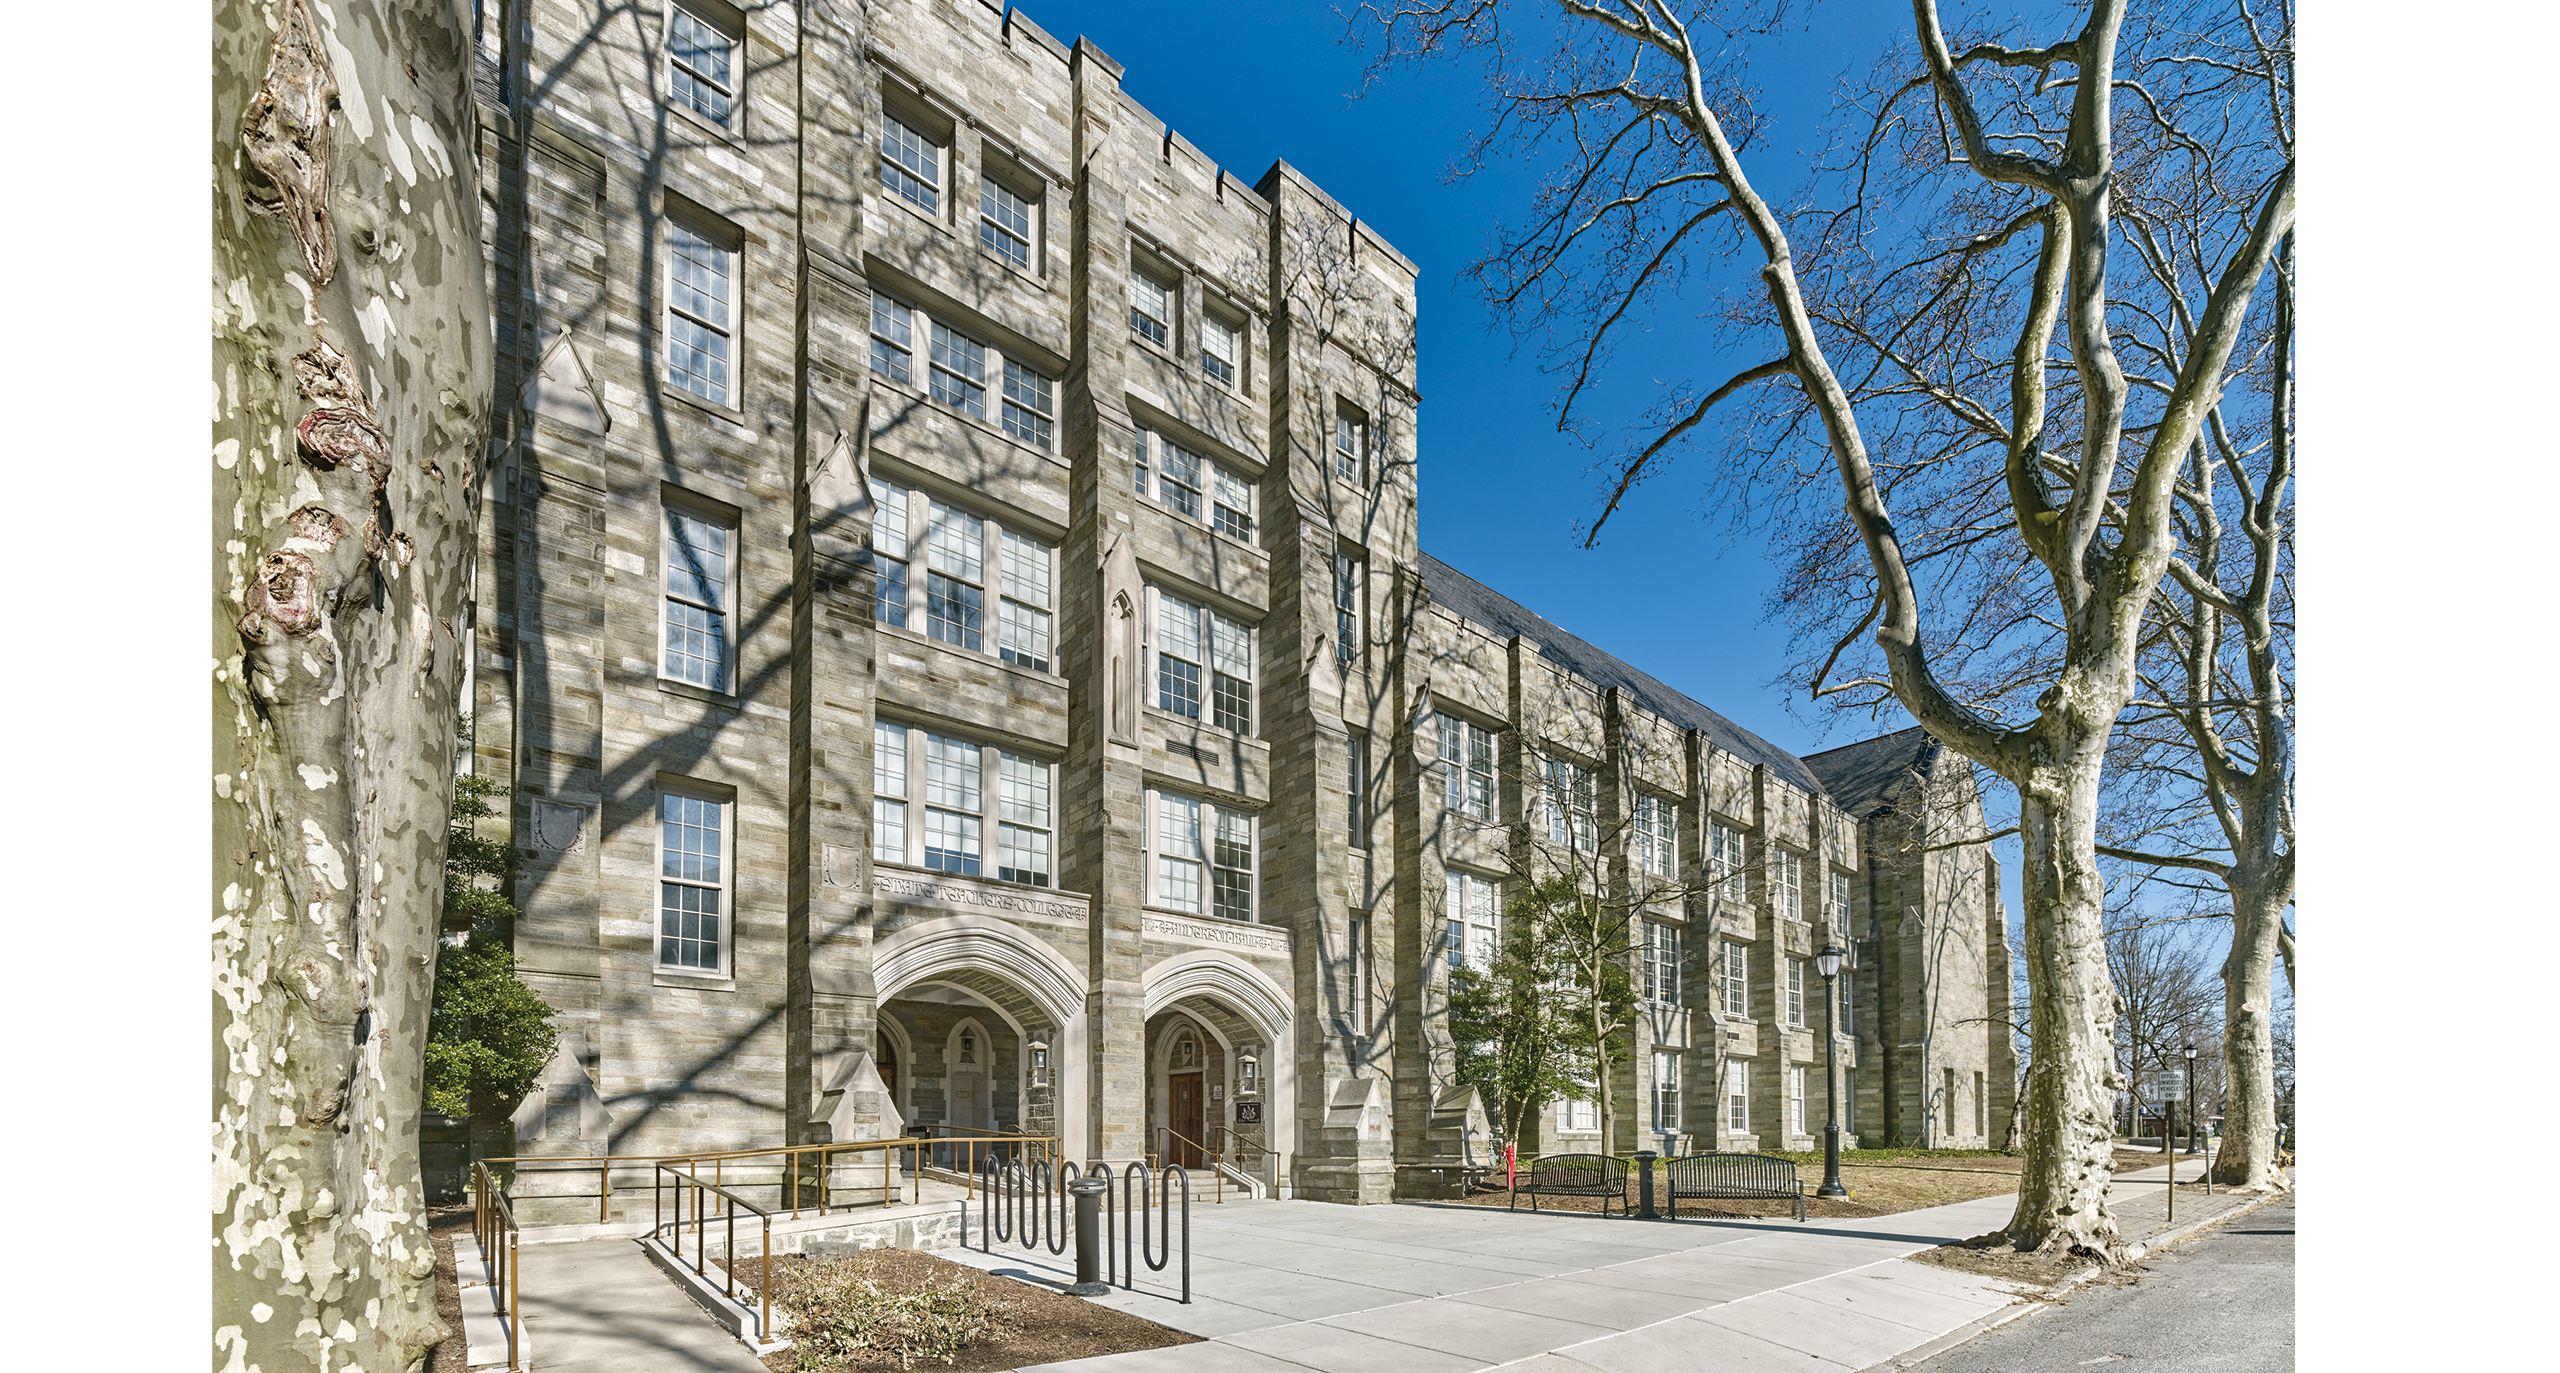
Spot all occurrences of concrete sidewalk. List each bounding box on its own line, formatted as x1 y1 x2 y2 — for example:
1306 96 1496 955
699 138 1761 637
942 1156 2283 1373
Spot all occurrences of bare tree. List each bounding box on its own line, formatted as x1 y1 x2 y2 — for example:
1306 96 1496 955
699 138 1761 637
2104 908 2217 1140
1365 0 2293 1257
213 2 490 1367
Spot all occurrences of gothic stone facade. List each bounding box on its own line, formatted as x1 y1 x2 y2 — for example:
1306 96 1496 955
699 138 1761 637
461 0 2012 1207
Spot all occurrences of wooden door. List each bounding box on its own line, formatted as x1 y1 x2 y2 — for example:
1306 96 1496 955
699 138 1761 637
1169 1072 1205 1168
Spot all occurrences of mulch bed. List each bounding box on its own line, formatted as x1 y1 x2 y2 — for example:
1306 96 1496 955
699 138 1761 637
740 1247 1199 1373
1442 1175 1885 1220
425 1202 474 1372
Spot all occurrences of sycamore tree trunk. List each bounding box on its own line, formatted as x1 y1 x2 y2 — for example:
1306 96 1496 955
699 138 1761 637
2008 746 2124 1252
212 2 489 1370
2213 875 2290 1190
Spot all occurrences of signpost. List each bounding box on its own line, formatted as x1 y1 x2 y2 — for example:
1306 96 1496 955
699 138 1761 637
2144 1068 2189 1219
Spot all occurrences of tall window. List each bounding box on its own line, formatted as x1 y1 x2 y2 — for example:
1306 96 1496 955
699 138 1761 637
1438 713 1494 820
881 110 941 213
1153 591 1254 731
869 293 1054 449
925 500 985 651
1945 1068 1960 1138
869 478 910 628
1129 263 1173 346
1789 1065 1807 1134
1975 1071 1988 1136
979 175 1035 271
1774 847 1805 922
1334 550 1362 665
662 505 732 691
1151 792 1256 921
1346 732 1367 848
1725 1059 1748 1132
1445 870 1499 972
1653 1050 1681 1133
1828 869 1852 931
1542 755 1595 852
1841 941 1858 1036
996 751 1052 887
1334 405 1366 484
922 732 983 875
1710 822 1748 900
1786 958 1807 1028
998 530 1053 672
665 219 734 406
1720 940 1748 1016
1634 793 1676 877
1345 913 1369 1027
872 720 908 863
1643 920 1682 1006
668 3 736 126
1133 427 1253 538
658 789 727 971
1201 307 1240 386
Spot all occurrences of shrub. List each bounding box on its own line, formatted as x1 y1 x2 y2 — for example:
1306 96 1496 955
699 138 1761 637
774 1258 998 1370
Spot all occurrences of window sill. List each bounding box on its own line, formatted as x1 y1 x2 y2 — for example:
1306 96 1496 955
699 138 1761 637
662 382 752 429
1142 703 1258 749
873 621 1068 690
977 240 1053 291
667 100 751 156
877 186 958 240
654 966 736 991
658 676 742 710
865 370 1061 467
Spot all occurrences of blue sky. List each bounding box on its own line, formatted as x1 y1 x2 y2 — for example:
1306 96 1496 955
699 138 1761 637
1025 0 1914 760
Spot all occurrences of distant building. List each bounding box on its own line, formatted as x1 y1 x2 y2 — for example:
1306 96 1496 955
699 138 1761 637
458 0 2013 1210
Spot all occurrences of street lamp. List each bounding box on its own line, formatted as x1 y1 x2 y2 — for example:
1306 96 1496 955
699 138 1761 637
2181 1044 2198 1157
1815 944 1847 1199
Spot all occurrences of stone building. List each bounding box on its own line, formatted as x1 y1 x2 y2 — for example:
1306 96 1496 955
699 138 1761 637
458 0 2011 1207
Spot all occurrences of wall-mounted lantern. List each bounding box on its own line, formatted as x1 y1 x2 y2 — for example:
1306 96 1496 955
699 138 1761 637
1029 1032 1050 1088
1238 1046 1261 1097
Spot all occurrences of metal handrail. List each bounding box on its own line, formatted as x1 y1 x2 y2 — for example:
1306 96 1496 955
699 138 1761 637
477 1130 1060 1222
1152 1126 1225 1202
470 1162 523 1372
654 1162 774 1344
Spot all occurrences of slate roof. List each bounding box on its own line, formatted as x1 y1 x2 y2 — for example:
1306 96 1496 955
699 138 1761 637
1416 551 1827 796
1800 725 1942 820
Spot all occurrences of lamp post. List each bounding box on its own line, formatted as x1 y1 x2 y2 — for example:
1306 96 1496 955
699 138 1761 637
1815 944 1847 1199
2181 1044 2198 1158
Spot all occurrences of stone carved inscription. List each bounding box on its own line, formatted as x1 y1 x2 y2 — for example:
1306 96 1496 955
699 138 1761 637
1142 915 1290 955
876 873 1089 925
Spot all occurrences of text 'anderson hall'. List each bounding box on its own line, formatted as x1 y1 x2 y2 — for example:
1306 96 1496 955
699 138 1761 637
457 0 2016 1205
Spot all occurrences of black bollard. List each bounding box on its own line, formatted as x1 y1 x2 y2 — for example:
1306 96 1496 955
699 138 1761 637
1066 1177 1111 1295
1635 1150 1659 1219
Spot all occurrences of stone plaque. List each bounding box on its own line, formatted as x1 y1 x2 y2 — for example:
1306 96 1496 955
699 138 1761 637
1234 1101 1262 1124
530 801 586 854
822 843 858 888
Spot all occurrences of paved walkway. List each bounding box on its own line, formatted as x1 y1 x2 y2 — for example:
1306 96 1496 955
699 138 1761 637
516 1236 769 1372
939 1156 2281 1373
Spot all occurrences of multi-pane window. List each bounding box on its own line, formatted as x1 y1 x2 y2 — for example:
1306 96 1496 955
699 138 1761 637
1790 1065 1807 1134
979 176 1034 270
869 293 1054 450
1725 1059 1748 1132
663 506 732 691
1334 550 1362 666
996 751 1052 887
997 530 1053 672
658 790 726 971
873 722 1054 886
869 478 910 627
1828 869 1852 931
1438 714 1495 820
1841 942 1858 1036
1445 869 1500 972
1786 959 1807 1028
1133 427 1255 541
1346 732 1367 848
1153 589 1253 732
1634 793 1677 877
1774 847 1805 922
873 720 908 863
1720 940 1748 1016
1643 921 1682 1006
668 3 736 125
1653 1050 1681 1133
1151 792 1257 920
1558 1092 1597 1132
881 111 941 213
1542 755 1596 852
1201 308 1239 386
922 732 983 876
925 500 985 651
1129 264 1173 347
1710 822 1748 900
666 220 734 405
1334 406 1366 484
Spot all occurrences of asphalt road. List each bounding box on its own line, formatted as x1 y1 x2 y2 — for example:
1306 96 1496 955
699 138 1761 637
1907 1195 2296 1373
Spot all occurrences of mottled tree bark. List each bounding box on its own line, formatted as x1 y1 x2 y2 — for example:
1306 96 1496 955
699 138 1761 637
212 1 489 1369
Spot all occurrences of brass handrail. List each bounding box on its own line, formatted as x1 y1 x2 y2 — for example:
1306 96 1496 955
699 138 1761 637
470 1162 523 1372
655 1162 775 1343
1152 1126 1228 1203
478 1131 1062 1223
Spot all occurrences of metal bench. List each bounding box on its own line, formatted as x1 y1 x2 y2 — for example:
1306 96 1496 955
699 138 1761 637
1663 1153 1807 1222
1508 1153 1630 1216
